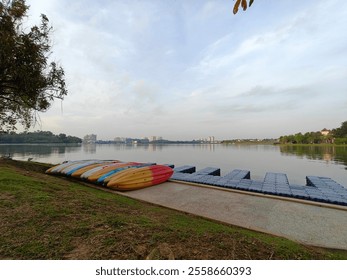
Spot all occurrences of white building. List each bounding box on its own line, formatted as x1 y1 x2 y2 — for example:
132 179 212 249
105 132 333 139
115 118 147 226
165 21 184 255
321 128 330 136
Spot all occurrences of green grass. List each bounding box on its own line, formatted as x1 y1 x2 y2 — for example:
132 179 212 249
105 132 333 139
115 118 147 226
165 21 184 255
277 143 347 147
1 159 347 260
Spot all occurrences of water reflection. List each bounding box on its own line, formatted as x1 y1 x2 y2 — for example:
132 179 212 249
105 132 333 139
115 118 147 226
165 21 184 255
1 143 346 186
107 143 164 152
83 144 96 154
280 145 347 168
0 144 81 159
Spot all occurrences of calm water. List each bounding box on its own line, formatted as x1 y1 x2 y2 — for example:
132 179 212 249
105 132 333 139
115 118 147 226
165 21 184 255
1 143 346 187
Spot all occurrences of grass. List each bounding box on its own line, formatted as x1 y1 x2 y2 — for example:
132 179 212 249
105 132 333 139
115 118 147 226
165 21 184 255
1 159 347 260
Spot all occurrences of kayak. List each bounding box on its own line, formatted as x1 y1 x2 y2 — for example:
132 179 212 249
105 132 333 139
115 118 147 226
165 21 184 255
87 162 142 182
107 165 173 191
46 159 173 191
46 160 92 174
70 161 119 178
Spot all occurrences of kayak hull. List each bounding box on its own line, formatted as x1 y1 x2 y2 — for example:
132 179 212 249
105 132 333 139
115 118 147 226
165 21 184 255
107 165 173 191
45 160 173 191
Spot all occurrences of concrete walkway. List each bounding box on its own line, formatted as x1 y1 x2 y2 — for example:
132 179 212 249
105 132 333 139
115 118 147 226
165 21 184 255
120 181 347 250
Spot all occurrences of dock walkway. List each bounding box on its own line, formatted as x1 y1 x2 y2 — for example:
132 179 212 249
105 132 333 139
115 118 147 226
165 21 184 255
121 180 347 250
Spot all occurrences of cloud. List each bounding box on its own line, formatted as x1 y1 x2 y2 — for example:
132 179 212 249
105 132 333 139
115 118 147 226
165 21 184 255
132 80 157 101
22 0 347 140
190 0 347 85
196 1 228 20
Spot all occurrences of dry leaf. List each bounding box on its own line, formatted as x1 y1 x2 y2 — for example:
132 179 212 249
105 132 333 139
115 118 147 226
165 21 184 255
241 0 248 11
233 0 255 14
233 0 241 14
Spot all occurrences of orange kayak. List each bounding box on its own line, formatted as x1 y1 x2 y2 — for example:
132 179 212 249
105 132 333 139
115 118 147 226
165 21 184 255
106 165 173 191
87 162 141 182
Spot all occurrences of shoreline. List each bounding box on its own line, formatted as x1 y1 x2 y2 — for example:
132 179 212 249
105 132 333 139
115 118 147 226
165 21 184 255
1 159 347 259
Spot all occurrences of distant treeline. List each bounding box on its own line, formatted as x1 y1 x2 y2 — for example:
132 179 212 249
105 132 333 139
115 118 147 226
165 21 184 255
221 139 276 144
0 131 82 144
279 121 347 145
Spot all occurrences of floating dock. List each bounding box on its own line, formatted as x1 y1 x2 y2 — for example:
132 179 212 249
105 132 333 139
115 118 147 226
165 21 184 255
170 165 347 207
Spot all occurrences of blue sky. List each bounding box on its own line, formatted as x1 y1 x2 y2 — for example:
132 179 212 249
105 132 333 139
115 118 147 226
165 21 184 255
25 0 347 140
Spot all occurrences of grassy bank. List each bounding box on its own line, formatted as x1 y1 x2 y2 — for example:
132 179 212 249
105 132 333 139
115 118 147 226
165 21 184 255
1 159 347 260
276 143 347 147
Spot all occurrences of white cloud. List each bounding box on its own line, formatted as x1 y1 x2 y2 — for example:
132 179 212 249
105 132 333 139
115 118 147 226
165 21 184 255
22 0 347 140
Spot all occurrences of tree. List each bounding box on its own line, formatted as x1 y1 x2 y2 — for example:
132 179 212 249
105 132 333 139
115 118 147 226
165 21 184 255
332 121 347 138
0 0 67 131
294 133 304 144
233 0 255 14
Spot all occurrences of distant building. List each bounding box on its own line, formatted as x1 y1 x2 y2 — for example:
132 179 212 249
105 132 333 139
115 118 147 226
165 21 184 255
198 136 216 143
114 137 126 143
83 134 97 144
321 128 330 136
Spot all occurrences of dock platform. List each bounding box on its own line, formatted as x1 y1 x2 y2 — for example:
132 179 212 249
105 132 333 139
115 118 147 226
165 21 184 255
170 166 347 207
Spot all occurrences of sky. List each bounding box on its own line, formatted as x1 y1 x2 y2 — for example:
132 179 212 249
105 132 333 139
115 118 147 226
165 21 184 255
24 0 347 140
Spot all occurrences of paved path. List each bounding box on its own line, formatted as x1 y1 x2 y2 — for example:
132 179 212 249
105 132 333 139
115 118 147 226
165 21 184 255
120 181 347 250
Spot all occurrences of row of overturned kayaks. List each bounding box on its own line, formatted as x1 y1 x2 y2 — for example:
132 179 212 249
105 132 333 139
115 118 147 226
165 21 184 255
45 160 174 191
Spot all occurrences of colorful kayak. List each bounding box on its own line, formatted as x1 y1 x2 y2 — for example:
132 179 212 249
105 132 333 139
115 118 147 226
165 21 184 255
46 160 92 174
87 162 142 182
106 165 173 191
79 162 127 179
80 165 110 179
46 159 173 191
70 161 119 178
101 163 156 185
61 160 104 175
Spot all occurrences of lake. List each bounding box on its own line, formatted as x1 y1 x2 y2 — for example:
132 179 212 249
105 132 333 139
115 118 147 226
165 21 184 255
1 143 346 187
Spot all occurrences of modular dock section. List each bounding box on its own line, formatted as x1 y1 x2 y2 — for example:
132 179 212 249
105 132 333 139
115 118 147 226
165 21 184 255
170 166 347 207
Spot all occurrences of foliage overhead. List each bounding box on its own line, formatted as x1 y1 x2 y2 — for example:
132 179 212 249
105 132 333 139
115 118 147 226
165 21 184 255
233 0 255 14
0 0 67 131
